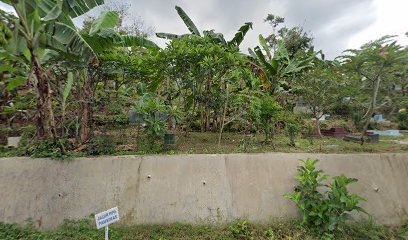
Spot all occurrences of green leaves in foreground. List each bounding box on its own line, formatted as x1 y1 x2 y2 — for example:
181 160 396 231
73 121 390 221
285 159 366 233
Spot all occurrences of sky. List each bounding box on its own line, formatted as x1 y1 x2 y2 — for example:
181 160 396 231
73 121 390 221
1 0 407 59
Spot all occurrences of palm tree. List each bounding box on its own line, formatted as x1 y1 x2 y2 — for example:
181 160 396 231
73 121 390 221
156 5 253 47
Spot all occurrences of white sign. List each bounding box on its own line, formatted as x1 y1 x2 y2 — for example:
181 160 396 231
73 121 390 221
95 207 120 229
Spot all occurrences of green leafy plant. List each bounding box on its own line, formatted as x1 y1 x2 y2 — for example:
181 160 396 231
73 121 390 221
144 117 167 142
85 136 116 156
306 124 314 145
28 140 68 159
259 96 283 142
285 159 366 233
352 112 365 132
133 93 169 150
239 135 256 152
398 110 408 130
287 122 300 147
229 220 254 240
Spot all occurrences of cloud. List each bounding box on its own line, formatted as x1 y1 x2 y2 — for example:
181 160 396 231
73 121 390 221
268 0 376 58
108 0 377 58
3 0 405 59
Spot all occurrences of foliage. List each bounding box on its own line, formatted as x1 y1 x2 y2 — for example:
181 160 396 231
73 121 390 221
0 2 408 157
305 123 314 145
133 93 168 148
286 121 300 147
264 14 313 58
27 140 68 159
156 6 252 47
153 34 251 134
295 56 341 136
1 218 406 239
85 136 116 156
229 220 254 240
144 118 167 141
285 159 366 233
0 0 106 140
398 110 408 130
341 36 407 140
250 34 315 95
251 95 283 142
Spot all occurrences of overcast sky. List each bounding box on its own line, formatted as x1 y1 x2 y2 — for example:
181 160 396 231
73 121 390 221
1 0 407 59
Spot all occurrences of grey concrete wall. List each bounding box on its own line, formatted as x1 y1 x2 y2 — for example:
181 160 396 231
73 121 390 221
1 153 408 229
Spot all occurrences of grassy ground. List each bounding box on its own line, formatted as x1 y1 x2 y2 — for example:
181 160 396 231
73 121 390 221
174 132 408 154
110 128 408 155
1 218 407 240
1 126 408 158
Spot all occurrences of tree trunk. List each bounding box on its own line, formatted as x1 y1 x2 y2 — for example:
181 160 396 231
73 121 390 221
360 76 382 144
205 72 212 132
218 86 229 146
315 117 322 138
32 54 56 140
79 68 94 144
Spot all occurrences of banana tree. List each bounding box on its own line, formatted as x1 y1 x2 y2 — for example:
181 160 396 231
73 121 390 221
0 9 13 46
77 10 159 143
0 0 104 140
156 5 252 47
250 34 315 97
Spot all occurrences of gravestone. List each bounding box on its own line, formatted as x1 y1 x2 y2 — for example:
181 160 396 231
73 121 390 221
373 114 385 122
321 128 348 138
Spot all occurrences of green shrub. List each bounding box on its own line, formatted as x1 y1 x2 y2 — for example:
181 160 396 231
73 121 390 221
305 123 314 145
398 111 408 130
352 112 365 132
400 218 408 238
0 222 48 239
286 122 300 147
144 117 167 141
260 96 282 141
85 136 116 156
28 140 68 159
229 220 254 240
285 159 366 233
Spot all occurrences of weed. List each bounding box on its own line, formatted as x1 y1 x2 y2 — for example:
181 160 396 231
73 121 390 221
229 220 254 240
0 219 406 239
85 136 116 156
27 140 69 160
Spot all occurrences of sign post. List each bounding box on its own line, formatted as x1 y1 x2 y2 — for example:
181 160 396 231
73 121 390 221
95 207 120 240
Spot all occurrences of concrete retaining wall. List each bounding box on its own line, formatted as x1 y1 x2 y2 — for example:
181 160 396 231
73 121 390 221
1 153 408 229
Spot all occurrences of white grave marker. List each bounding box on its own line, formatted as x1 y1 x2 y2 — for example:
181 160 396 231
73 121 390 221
95 207 120 240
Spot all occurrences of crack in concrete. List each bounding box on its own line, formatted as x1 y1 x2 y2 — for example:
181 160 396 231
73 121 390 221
224 156 234 221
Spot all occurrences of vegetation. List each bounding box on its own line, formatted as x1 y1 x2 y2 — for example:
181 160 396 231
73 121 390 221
285 159 366 233
0 1 407 156
1 2 408 238
1 218 407 240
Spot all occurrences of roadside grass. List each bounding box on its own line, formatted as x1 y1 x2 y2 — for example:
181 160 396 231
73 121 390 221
1 218 407 240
